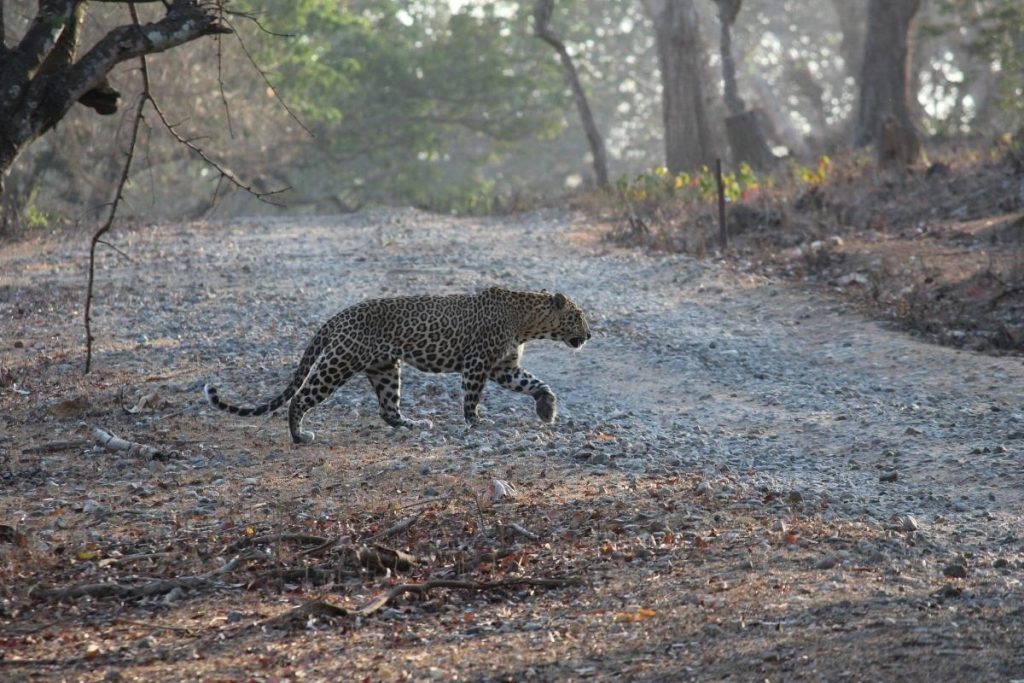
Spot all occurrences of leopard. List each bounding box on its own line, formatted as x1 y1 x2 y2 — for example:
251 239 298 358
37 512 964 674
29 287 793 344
204 287 591 444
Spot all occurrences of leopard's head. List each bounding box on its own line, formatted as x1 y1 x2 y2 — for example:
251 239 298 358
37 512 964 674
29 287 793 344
546 292 591 349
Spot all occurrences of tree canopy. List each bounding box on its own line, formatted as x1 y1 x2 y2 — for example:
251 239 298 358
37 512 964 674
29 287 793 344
1 0 1022 229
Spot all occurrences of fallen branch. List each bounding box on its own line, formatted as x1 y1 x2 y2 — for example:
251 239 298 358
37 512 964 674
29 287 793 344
507 523 541 542
226 534 416 573
370 511 423 542
226 532 330 553
91 427 165 460
21 440 89 455
32 552 259 602
259 576 582 629
246 565 359 589
359 545 417 573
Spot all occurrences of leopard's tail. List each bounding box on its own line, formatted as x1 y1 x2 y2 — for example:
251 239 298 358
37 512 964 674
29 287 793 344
204 381 298 417
204 323 333 418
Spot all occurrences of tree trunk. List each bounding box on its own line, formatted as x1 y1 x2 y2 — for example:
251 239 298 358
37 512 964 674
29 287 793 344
0 1 230 194
646 0 715 173
713 0 774 170
853 0 922 158
533 0 609 188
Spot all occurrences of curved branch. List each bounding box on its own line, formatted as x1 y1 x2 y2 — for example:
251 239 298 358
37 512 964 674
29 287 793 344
32 5 230 122
532 0 609 188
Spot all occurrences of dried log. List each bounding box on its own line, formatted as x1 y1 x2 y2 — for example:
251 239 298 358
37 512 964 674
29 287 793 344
91 427 164 460
358 545 417 573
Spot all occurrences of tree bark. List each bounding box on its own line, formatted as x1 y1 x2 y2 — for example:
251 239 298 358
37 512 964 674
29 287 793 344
713 0 773 170
0 1 230 194
853 0 922 154
646 0 715 173
533 0 609 188
714 0 743 116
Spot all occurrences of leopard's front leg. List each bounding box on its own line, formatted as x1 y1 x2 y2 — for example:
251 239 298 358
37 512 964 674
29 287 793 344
488 364 557 424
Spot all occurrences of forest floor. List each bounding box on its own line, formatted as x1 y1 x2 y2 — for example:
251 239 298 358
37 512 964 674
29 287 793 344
1 205 1023 682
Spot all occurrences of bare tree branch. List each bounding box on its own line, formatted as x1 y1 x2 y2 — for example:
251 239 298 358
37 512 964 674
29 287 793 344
532 0 609 188
221 13 314 139
0 1 77 92
84 11 152 373
147 97 290 204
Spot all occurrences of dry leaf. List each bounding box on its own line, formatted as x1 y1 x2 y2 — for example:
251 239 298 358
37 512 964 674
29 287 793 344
613 608 657 622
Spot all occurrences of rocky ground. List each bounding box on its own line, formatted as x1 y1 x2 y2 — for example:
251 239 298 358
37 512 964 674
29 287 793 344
1 209 1022 681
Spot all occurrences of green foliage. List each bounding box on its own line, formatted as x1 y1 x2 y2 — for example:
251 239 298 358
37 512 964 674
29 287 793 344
789 155 832 188
934 0 1024 126
614 162 764 214
238 0 566 208
23 203 51 230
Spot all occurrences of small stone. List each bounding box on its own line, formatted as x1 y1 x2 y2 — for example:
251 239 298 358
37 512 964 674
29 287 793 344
904 427 923 436
814 555 841 570
942 563 968 579
993 558 1009 569
133 635 156 649
879 471 899 483
588 451 609 466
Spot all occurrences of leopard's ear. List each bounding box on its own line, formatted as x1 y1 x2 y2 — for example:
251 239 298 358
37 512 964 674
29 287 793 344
552 292 568 310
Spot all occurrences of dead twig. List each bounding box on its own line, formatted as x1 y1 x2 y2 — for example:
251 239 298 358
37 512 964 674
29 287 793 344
507 522 541 542
369 511 423 542
21 440 89 455
32 551 261 602
112 617 195 635
246 565 358 589
226 532 330 553
258 576 582 629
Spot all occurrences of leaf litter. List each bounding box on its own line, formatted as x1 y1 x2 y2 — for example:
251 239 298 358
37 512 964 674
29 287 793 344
0 210 1022 681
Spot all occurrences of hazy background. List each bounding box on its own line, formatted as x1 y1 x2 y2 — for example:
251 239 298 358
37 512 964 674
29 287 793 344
2 0 1021 225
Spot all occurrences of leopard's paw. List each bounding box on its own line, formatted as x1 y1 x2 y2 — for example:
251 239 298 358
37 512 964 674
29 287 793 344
535 393 557 424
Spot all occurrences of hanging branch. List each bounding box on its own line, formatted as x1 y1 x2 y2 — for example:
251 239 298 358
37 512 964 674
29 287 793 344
83 51 149 373
83 4 290 373
533 0 609 189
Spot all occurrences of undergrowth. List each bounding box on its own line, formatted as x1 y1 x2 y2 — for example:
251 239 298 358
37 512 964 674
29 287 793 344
587 134 1024 355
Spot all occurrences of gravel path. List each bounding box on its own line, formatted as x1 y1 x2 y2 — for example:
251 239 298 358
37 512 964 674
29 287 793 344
7 207 1024 553
4 208 1024 680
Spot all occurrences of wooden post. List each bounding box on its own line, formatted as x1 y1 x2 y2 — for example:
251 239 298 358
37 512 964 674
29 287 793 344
715 158 727 249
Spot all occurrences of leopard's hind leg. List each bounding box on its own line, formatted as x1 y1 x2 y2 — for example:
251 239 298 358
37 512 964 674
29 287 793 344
366 360 432 429
288 350 360 444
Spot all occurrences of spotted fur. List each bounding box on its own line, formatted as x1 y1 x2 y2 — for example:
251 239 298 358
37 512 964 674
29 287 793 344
205 287 591 444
